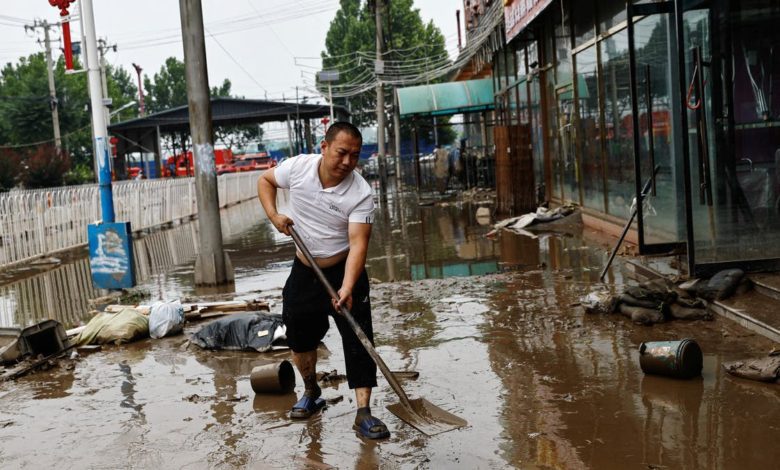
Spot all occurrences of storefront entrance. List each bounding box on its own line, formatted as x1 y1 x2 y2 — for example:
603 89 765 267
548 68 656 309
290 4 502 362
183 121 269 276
627 0 780 275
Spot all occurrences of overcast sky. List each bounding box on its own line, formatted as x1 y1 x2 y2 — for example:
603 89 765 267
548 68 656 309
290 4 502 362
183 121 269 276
0 0 462 104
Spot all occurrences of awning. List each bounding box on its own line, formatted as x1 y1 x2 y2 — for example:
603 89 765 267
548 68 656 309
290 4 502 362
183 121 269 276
396 78 494 118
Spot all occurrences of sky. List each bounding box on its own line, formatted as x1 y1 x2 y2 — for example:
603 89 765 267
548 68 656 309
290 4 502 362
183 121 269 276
0 0 462 105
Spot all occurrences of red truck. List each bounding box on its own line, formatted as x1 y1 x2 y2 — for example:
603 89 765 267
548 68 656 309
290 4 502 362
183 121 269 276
162 149 235 177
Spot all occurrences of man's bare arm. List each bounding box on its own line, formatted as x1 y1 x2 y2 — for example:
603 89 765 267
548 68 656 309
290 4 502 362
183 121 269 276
335 222 372 311
257 168 293 235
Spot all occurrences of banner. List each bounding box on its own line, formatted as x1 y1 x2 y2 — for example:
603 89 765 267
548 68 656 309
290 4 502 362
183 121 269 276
504 0 554 43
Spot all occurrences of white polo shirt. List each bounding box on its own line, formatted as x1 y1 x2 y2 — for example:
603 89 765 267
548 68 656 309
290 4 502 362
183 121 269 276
274 154 375 258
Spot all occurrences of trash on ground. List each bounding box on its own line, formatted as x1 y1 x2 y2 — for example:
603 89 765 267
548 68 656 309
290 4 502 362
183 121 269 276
250 360 295 394
1 320 71 364
75 308 149 346
492 205 581 236
190 312 287 352
149 300 185 339
639 339 703 379
723 351 780 383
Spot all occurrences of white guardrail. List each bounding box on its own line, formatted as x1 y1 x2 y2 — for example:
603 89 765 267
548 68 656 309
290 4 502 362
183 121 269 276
0 171 260 270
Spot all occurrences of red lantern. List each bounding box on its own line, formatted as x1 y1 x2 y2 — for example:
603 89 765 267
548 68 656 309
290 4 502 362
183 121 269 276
48 1 75 70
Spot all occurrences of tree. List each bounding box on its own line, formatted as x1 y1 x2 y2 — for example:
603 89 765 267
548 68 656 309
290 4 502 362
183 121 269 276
143 59 262 154
321 0 456 146
0 52 138 186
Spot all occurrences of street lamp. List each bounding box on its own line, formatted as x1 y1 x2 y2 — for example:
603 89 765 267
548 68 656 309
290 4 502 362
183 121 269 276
317 70 339 126
131 63 145 117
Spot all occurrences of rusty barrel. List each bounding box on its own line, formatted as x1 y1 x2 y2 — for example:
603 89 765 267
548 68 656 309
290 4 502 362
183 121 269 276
639 339 703 379
250 360 295 394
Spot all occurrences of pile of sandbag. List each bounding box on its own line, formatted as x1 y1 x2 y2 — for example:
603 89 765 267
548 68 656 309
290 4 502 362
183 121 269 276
582 269 748 326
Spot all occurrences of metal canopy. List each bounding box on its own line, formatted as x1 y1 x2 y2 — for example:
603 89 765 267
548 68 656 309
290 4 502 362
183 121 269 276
108 97 347 134
396 78 494 118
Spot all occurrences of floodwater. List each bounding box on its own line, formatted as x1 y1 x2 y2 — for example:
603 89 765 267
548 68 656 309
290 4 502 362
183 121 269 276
1 190 779 469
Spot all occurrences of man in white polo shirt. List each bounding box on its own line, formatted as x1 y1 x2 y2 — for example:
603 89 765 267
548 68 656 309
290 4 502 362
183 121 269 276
256 122 389 439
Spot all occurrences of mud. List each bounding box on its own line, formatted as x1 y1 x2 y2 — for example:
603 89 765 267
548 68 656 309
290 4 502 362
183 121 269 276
1 196 780 468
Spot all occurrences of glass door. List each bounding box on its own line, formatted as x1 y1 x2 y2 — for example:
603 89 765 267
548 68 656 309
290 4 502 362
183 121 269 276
627 1 686 254
682 1 780 275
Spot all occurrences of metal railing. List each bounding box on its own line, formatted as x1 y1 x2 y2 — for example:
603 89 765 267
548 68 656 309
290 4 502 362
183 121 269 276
0 171 260 270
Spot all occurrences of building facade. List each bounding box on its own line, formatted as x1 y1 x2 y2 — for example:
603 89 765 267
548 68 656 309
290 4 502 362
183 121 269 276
492 0 780 276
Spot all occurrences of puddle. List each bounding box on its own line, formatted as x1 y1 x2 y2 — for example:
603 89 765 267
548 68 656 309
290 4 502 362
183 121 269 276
1 193 779 468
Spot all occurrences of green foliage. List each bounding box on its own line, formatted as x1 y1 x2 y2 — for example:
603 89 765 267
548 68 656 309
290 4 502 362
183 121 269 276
143 57 189 113
0 52 138 186
0 149 21 191
62 162 96 186
321 0 455 145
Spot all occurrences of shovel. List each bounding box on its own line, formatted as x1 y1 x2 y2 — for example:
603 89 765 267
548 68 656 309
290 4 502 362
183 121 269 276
289 227 467 436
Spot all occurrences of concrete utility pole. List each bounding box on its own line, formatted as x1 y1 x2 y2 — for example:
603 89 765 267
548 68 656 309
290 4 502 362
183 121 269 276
179 0 233 286
26 20 62 152
131 63 145 117
375 0 388 201
97 39 116 125
393 88 402 191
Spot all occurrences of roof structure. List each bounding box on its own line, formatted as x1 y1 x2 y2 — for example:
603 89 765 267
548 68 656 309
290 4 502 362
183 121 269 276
396 78 494 118
108 97 346 134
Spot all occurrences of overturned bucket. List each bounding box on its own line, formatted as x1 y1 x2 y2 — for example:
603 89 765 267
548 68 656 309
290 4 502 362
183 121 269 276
639 339 703 379
250 360 295 394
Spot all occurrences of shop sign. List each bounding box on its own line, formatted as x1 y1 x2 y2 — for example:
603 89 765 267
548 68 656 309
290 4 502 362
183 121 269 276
504 0 553 43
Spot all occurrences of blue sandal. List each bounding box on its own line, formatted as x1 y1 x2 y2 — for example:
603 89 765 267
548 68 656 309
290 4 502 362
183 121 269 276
289 396 326 419
354 415 390 439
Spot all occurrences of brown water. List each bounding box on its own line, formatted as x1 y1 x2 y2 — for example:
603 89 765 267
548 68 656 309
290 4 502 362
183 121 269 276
1 193 779 468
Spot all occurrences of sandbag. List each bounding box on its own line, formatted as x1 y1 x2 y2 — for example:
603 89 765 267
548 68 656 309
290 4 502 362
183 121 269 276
149 301 185 339
618 304 664 325
190 312 287 352
696 269 744 301
723 354 780 383
75 308 149 346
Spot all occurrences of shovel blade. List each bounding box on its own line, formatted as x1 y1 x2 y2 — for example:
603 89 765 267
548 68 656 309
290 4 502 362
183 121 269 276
386 397 467 436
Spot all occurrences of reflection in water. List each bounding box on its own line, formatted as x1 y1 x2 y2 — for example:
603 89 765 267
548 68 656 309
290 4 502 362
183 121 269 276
0 200 274 329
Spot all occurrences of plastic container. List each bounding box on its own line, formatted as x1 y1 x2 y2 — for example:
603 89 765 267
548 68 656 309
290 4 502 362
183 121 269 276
250 360 295 394
639 339 703 379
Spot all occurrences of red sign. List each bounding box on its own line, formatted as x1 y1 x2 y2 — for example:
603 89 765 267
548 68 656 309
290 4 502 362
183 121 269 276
504 0 553 43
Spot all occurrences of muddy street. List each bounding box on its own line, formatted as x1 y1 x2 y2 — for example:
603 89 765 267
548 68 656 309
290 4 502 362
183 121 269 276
1 195 779 469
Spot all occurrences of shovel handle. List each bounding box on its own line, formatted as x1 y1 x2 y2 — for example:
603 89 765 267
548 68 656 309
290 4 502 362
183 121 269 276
288 227 412 408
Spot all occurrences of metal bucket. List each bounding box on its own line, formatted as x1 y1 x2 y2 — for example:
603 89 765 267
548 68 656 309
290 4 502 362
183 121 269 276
639 339 703 379
250 360 295 394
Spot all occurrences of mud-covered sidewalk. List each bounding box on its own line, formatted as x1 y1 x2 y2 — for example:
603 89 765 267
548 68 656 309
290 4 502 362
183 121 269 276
2 267 780 468
2 195 780 468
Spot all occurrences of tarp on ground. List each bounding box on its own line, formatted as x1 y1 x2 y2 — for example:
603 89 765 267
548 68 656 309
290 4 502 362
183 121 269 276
190 312 287 352
396 78 494 117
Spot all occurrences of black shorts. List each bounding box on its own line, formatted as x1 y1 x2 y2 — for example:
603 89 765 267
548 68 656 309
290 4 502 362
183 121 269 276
282 257 377 389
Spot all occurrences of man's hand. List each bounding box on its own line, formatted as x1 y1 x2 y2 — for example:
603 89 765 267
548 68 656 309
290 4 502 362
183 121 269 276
270 213 293 235
333 286 353 312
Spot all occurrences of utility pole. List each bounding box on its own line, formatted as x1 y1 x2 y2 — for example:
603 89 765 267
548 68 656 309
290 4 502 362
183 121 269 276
180 0 233 286
375 0 388 201
131 63 145 116
26 20 62 152
393 88 402 191
97 39 116 124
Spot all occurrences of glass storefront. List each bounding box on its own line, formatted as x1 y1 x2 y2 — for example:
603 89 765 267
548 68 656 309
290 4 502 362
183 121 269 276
497 0 780 273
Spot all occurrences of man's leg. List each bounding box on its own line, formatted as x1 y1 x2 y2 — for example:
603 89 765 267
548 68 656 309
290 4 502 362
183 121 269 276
292 350 320 399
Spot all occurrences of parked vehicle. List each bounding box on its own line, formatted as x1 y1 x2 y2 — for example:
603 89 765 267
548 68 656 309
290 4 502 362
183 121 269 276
162 149 234 177
239 153 276 171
